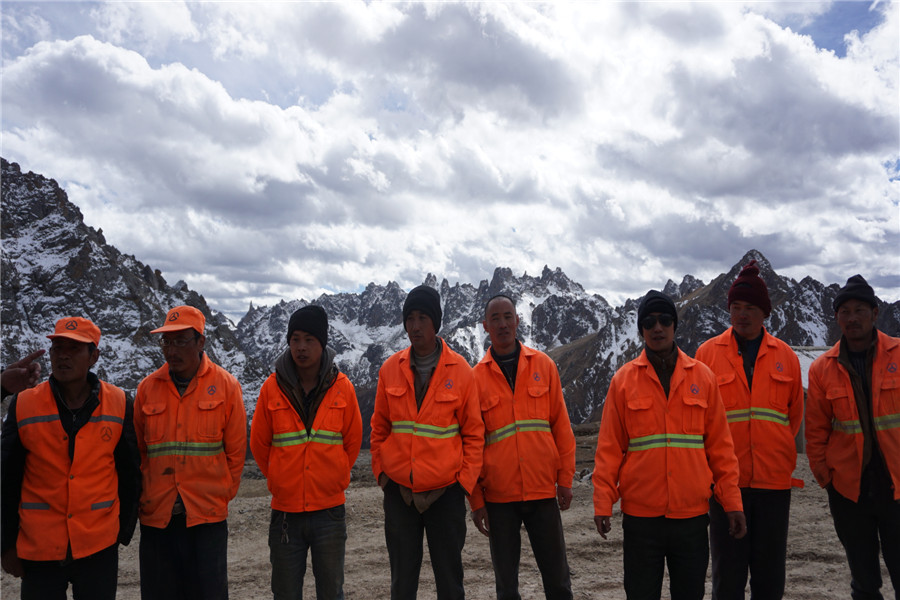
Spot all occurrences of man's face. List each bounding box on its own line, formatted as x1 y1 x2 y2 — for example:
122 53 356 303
483 297 519 354
49 338 98 385
406 310 437 355
161 329 205 380
836 299 878 347
729 300 766 340
289 331 323 372
641 312 675 353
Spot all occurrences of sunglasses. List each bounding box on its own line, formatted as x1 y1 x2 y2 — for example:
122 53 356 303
640 314 675 330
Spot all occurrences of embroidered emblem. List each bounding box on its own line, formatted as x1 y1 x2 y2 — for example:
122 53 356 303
444 379 453 390
101 426 113 442
776 362 783 372
207 385 217 395
533 373 541 382
65 320 78 330
690 384 700 395
169 312 179 321
888 363 898 374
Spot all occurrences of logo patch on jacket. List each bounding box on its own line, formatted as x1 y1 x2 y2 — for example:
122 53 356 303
207 385 217 395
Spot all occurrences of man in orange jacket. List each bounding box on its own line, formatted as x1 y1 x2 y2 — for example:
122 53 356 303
470 294 575 600
1 317 141 600
250 305 363 600
370 285 484 600
695 260 803 600
134 305 246 600
806 275 900 600
593 290 746 600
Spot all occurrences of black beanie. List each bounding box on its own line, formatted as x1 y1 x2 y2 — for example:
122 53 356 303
833 274 878 312
287 305 328 349
403 285 442 332
728 260 772 317
637 290 678 330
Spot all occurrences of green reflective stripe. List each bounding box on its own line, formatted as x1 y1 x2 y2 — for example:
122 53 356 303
832 418 862 435
21 502 50 510
273 431 308 447
485 419 551 446
310 430 344 445
726 407 789 426
88 415 124 425
628 433 704 452
18 414 61 428
726 409 751 423
91 500 115 510
390 421 460 439
874 413 900 431
146 441 224 457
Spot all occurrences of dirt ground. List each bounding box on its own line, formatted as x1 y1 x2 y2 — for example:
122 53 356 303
2 434 896 599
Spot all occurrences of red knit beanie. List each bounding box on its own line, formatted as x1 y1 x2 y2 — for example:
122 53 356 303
728 260 772 316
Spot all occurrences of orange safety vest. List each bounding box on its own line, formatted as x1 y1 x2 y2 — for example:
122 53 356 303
250 372 362 512
593 348 742 519
470 344 575 510
370 340 484 494
134 353 246 528
806 331 900 502
16 380 125 560
695 328 804 489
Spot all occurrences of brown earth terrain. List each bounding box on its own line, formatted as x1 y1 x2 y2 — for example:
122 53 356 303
2 429 895 599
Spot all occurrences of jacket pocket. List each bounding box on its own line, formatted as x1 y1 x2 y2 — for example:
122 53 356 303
768 372 794 411
682 394 708 435
324 396 347 430
140 402 167 444
878 376 900 415
267 396 298 434
198 397 226 439
480 394 506 432
715 372 739 408
433 389 459 428
526 384 550 421
826 387 855 422
625 395 657 437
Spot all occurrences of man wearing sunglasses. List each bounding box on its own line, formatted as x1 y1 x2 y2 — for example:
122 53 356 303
133 305 247 600
593 290 746 600
695 260 803 600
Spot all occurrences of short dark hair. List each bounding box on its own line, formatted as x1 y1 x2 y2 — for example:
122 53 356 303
484 294 516 318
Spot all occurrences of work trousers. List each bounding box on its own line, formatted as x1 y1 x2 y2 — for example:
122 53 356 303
827 484 900 600
710 488 791 600
139 515 229 600
268 506 347 600
622 513 710 600
485 498 572 600
382 480 467 600
20 543 118 600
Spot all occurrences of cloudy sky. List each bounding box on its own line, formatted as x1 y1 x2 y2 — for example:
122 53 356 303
2 1 898 321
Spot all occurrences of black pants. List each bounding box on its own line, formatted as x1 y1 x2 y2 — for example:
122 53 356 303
827 484 900 600
21 543 118 600
382 480 467 600
485 498 572 600
622 514 709 600
710 488 791 600
139 516 229 600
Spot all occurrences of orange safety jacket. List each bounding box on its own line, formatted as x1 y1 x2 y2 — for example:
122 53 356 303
695 327 804 490
16 380 125 560
370 340 484 494
470 344 575 511
134 353 246 528
250 372 362 512
593 347 742 519
806 330 900 502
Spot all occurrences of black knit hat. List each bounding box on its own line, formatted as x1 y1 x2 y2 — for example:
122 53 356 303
287 305 328 349
403 285 442 332
728 260 772 317
637 290 678 330
833 274 878 312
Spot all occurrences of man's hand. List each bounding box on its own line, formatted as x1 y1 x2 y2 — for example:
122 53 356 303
1 349 45 395
1 548 23 578
557 486 573 511
472 507 490 537
594 515 611 539
727 511 747 539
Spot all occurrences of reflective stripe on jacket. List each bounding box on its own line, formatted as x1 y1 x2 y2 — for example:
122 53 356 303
805 331 900 501
593 348 742 519
370 340 484 494
470 344 575 510
695 328 803 489
134 353 246 528
16 381 125 560
250 372 362 512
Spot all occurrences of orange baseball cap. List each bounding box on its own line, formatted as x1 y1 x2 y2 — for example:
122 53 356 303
151 305 206 335
47 317 102 346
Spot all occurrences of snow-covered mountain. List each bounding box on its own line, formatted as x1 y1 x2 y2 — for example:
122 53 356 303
3 159 898 440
